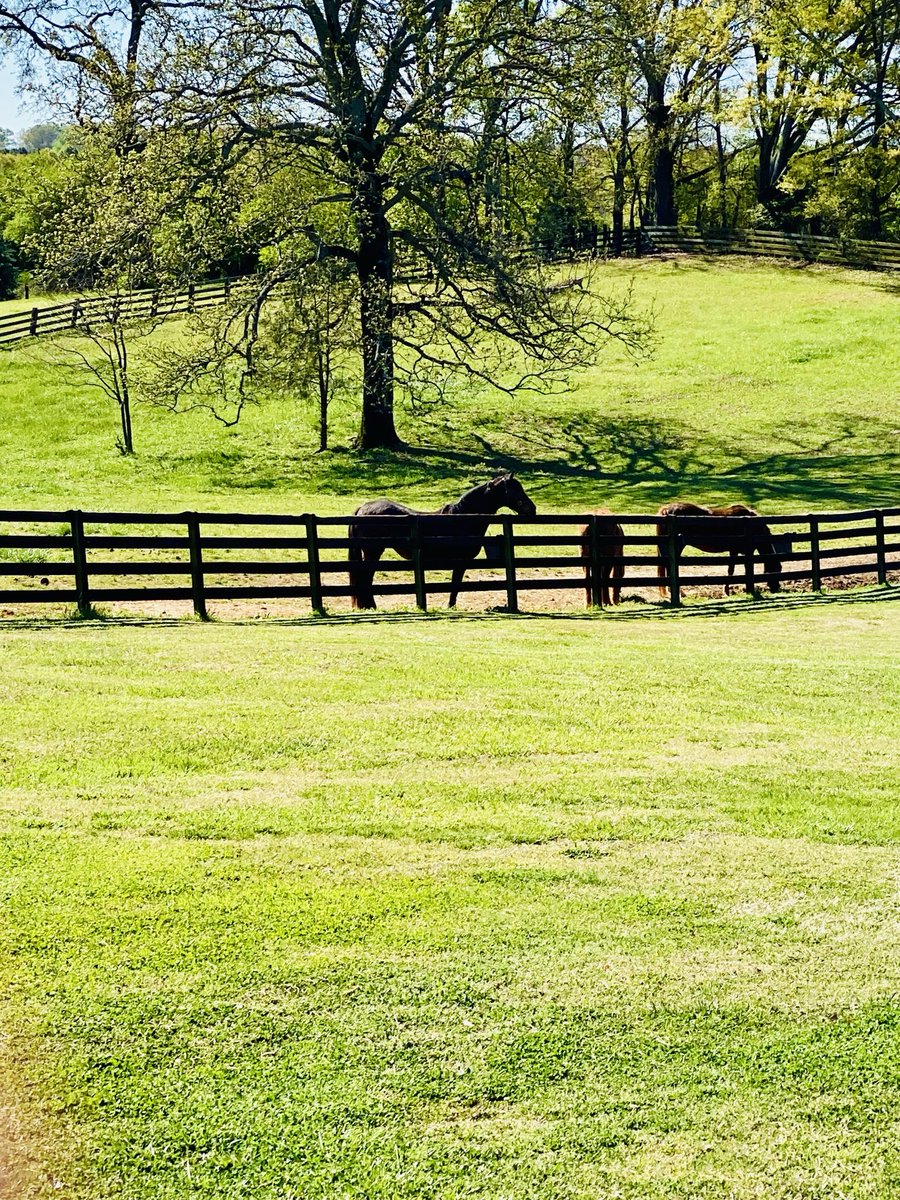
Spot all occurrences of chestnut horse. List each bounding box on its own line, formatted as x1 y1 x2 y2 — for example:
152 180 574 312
348 473 537 610
656 502 783 596
579 509 625 606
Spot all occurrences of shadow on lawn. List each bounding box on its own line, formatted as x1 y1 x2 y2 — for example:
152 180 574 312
6 582 898 632
293 412 900 513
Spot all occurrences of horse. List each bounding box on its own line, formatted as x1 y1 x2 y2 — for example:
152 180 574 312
578 509 625 607
348 473 537 610
656 502 783 596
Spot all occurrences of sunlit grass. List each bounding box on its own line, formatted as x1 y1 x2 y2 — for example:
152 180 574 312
1 257 898 515
1 597 899 1198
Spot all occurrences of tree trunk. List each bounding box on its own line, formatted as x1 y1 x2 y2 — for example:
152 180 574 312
646 78 676 226
353 164 400 449
612 101 628 256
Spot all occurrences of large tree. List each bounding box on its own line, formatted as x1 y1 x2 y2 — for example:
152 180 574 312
162 0 641 448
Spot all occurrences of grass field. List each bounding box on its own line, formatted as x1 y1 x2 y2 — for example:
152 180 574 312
1 257 899 515
1 256 898 1197
1 595 899 1198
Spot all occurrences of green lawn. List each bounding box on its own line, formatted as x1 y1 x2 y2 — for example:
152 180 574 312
1 256 898 1197
2 596 899 1198
1 257 898 516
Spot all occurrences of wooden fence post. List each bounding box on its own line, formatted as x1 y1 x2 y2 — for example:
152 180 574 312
502 516 518 613
667 517 681 607
304 514 323 614
589 514 603 608
875 511 887 585
187 283 196 313
809 517 821 591
410 516 427 610
69 510 91 616
186 513 207 620
29 307 38 337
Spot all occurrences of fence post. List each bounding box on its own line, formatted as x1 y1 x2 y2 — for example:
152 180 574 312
589 514 603 608
304 514 323 614
809 517 821 591
186 513 207 620
410 516 427 611
667 517 681 607
875 511 887 585
187 283 196 313
502 515 518 613
29 307 38 337
69 510 91 616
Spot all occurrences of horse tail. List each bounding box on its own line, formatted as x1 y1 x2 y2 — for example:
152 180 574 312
578 524 591 607
656 519 669 598
348 523 370 610
348 535 363 610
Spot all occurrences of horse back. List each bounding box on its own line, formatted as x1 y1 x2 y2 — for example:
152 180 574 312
579 509 625 552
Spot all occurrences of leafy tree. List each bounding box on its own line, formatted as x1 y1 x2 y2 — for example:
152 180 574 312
19 121 62 151
165 0 645 448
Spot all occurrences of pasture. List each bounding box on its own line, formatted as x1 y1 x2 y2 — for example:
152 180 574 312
1 257 899 515
1 256 898 1197
1 599 899 1198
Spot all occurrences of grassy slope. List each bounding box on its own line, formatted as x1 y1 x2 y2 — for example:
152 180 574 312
1 596 899 1199
0 257 898 515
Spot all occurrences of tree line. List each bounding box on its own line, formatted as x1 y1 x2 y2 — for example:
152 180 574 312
0 0 896 449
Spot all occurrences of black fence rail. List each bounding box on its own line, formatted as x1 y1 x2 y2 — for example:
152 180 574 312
641 226 900 270
0 506 897 618
0 279 237 346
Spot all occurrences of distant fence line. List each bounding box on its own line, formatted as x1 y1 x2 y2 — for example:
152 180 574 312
0 278 237 347
640 226 900 270
0 506 896 618
4 226 899 347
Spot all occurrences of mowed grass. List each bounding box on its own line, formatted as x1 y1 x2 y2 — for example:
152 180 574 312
2 596 899 1198
1 257 898 515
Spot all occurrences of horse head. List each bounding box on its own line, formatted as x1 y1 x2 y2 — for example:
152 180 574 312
490 472 537 517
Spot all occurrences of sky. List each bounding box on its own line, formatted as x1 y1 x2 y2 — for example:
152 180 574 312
0 60 51 135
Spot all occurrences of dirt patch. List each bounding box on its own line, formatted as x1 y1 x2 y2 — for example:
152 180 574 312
0 1104 39 1200
1 550 897 622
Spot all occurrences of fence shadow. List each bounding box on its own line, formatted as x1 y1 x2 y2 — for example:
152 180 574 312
5 582 897 633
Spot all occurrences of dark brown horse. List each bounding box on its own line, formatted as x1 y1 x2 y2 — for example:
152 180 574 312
348 474 537 609
579 509 625 606
656 502 783 596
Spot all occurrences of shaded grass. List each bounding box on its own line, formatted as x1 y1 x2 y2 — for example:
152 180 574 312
1 258 899 515
1 598 899 1197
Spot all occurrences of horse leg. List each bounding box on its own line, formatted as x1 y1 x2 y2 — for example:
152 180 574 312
725 552 736 596
612 546 624 605
448 565 465 609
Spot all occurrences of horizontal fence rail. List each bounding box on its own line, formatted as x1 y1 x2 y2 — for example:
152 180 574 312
641 226 900 270
0 278 239 346
0 506 896 618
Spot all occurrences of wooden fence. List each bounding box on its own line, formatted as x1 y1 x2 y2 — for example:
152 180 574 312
4 225 899 348
0 506 897 618
0 278 236 346
641 226 900 270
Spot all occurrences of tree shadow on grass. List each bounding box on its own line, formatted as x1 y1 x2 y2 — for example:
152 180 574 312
297 412 899 513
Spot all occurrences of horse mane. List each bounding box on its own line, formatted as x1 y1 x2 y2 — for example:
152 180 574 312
445 476 510 514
